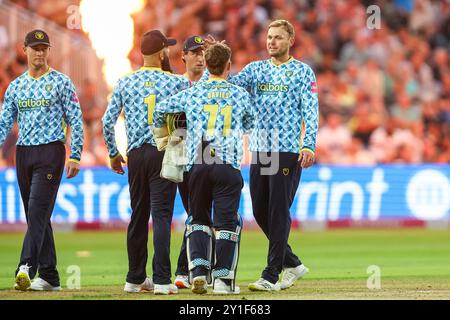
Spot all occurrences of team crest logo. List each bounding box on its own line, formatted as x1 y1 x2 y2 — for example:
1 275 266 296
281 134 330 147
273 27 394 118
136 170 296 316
47 174 53 180
45 84 53 92
35 32 45 40
285 70 293 77
194 36 204 44
282 168 290 176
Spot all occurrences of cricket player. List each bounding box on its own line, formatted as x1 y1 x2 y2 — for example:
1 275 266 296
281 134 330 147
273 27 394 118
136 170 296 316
174 35 207 289
205 19 319 291
0 30 84 291
181 36 206 82
102 30 190 295
154 43 255 295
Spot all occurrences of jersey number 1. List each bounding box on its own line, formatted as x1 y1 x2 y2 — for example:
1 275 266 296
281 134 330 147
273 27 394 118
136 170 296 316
145 94 156 125
204 104 232 137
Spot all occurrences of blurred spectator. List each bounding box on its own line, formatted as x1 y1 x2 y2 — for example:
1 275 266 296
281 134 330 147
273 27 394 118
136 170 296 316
0 154 6 168
338 30 371 70
202 0 227 39
32 0 75 27
391 143 415 163
348 103 382 147
390 91 422 130
409 0 436 35
411 51 438 102
78 79 108 166
317 113 352 163
0 25 8 49
1 124 18 166
78 79 104 150
340 136 377 165
358 58 385 106
370 118 424 163
370 118 399 163
430 47 449 84
331 77 357 116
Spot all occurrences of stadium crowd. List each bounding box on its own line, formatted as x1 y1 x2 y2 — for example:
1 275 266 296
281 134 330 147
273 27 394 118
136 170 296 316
0 0 449 167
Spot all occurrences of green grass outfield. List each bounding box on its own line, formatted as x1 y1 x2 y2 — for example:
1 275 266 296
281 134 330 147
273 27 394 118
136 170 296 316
0 229 449 300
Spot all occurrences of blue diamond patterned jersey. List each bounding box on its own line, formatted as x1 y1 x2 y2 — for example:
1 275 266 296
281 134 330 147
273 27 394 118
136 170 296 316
201 58 319 154
154 78 255 171
102 67 190 157
0 68 84 161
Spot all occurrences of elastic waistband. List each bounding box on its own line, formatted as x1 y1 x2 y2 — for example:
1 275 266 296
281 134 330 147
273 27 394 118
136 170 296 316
128 143 158 155
17 140 65 149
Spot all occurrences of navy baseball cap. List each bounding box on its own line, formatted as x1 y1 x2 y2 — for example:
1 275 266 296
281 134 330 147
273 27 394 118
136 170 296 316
141 30 176 55
183 36 205 52
24 29 51 47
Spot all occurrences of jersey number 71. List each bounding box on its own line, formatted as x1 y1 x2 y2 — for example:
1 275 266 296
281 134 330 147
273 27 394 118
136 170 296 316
204 104 232 137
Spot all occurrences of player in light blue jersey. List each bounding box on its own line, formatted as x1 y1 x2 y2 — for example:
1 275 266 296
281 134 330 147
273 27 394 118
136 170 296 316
181 36 205 83
173 35 207 290
102 30 189 295
154 43 254 295
205 20 317 291
0 30 84 291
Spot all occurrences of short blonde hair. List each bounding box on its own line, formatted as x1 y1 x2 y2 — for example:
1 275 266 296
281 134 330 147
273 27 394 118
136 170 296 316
268 19 295 39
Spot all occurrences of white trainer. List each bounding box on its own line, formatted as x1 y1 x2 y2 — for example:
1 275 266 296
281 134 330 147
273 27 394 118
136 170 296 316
174 275 190 289
154 283 178 295
124 277 154 293
14 264 31 291
29 277 61 291
248 278 281 292
212 278 240 295
280 264 309 290
191 275 208 295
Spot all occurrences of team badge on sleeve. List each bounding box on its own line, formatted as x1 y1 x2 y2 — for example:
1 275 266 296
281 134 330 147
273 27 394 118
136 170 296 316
311 81 318 93
72 92 79 103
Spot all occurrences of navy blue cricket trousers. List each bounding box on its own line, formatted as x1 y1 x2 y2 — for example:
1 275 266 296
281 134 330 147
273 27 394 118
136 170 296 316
15 141 65 287
250 152 303 283
126 144 177 285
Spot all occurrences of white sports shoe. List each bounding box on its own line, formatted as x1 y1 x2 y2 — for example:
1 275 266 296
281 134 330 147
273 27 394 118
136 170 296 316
124 277 154 293
279 264 309 290
248 278 281 292
15 264 31 291
191 275 208 295
212 278 240 295
154 283 178 295
29 277 61 291
174 275 190 289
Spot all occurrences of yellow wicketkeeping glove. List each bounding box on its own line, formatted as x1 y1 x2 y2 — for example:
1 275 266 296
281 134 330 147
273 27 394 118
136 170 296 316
153 126 169 151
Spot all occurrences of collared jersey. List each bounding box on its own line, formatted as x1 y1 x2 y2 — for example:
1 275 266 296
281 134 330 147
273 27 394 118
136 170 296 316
202 58 319 154
0 68 84 161
102 67 190 157
154 79 255 170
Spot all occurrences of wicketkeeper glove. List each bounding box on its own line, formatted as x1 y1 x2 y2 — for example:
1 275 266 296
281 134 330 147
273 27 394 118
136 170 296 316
160 134 188 183
153 126 169 151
